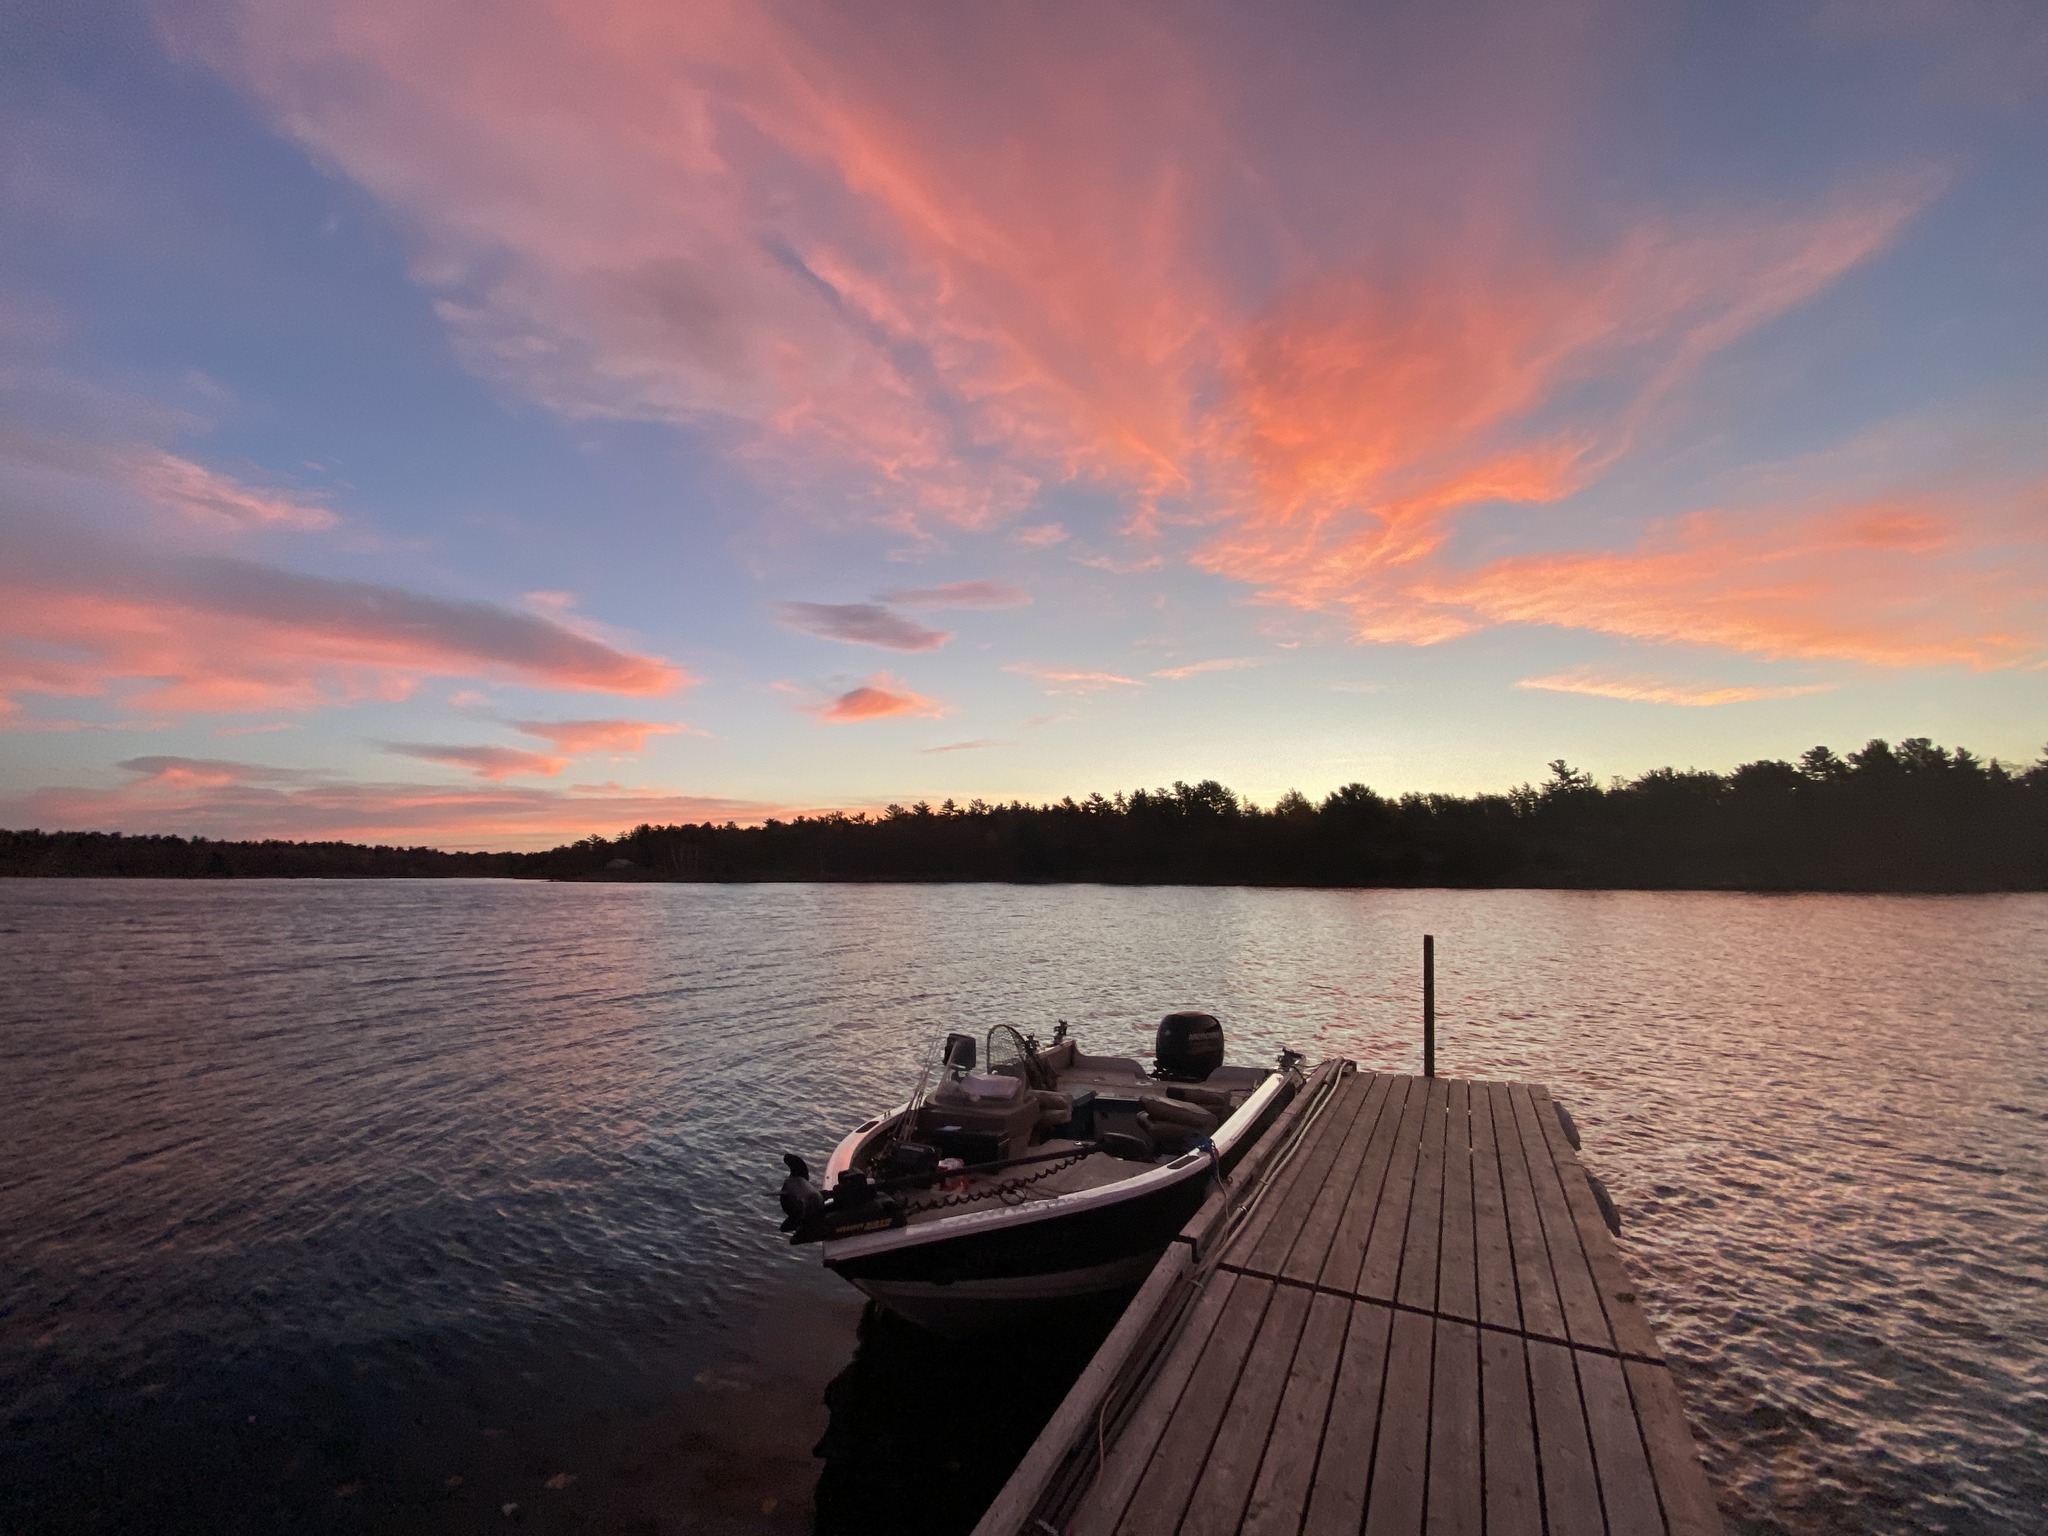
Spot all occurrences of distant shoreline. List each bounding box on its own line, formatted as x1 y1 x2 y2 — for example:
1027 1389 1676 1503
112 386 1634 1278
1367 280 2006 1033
6 734 2043 894
4 870 2042 894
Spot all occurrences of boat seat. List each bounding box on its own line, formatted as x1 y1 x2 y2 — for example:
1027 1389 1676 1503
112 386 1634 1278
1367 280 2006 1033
918 1072 1040 1159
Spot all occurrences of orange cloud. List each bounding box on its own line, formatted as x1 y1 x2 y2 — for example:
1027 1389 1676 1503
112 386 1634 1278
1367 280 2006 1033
1515 670 1834 707
175 0 1999 669
1197 189 1935 615
0 525 686 716
509 718 684 753
1412 491 2046 668
810 672 948 722
383 743 569 778
1 758 786 851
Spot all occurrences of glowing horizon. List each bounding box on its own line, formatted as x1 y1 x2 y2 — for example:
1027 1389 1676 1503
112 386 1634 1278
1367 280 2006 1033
2 1 2044 849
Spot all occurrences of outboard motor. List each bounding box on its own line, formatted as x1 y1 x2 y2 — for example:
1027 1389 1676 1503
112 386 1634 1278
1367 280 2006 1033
1154 1010 1225 1082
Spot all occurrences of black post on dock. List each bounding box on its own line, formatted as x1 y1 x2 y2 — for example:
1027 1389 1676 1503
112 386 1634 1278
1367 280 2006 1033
1423 933 1436 1078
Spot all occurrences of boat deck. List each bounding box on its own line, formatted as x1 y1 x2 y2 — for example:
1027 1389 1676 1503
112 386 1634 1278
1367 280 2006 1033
974 1062 1725 1536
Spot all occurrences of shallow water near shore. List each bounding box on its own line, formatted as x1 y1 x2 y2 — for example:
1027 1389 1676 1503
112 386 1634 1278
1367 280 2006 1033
1 880 2043 1535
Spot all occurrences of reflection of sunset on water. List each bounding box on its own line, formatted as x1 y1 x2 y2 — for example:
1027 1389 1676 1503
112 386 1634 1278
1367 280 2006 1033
2 881 2042 1532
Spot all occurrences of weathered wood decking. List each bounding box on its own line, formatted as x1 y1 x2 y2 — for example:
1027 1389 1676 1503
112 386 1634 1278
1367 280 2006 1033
975 1063 1724 1536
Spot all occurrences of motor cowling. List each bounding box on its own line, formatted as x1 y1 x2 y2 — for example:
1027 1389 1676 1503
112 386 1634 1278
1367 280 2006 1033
1154 1010 1225 1082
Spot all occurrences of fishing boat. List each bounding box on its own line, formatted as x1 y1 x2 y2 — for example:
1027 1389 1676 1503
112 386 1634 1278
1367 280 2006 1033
776 1013 1301 1335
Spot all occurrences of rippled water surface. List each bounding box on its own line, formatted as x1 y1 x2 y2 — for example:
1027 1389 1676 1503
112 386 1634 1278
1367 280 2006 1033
2 881 2043 1535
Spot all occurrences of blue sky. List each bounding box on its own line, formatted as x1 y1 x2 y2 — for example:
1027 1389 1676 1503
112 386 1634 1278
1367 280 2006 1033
2 0 2043 847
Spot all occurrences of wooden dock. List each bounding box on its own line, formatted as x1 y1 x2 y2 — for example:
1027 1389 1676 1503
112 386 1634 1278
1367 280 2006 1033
973 1062 1724 1536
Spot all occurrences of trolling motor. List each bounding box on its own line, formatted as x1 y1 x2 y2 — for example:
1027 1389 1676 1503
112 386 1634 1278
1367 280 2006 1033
778 1154 825 1231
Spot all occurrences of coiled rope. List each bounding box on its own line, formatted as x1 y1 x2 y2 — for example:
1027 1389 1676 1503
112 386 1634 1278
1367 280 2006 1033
903 1146 1094 1213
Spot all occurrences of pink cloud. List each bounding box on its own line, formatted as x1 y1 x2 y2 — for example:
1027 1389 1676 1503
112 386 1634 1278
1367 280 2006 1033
1406 489 2048 667
0 524 687 716
171 0 2004 669
382 742 570 779
809 672 948 722
127 451 336 531
508 718 685 753
1006 663 1142 694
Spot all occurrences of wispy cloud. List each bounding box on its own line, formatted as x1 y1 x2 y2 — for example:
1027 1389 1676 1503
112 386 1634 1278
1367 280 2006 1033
0 523 687 717
1516 670 1835 707
382 742 570 778
776 601 951 651
809 672 949 722
920 737 1002 753
508 717 686 753
1006 663 1143 694
168 1 2025 672
1073 552 1165 575
878 580 1029 609
1413 489 2047 667
116 755 316 787
127 451 336 532
1151 657 1259 680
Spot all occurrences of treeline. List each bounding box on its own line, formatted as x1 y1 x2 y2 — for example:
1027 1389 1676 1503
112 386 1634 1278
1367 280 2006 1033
5 737 2045 890
0 831 519 880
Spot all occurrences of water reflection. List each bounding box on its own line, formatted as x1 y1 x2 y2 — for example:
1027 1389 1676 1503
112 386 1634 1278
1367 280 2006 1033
1 882 2043 1535
813 1298 1127 1536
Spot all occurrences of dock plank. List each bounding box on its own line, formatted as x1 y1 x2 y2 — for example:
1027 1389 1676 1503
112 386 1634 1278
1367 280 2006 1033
1436 1080 1478 1325
1624 1360 1727 1536
1316 1075 1416 1296
1508 1084 1614 1353
1300 1300 1395 1536
1241 1291 1352 1536
1351 1076 1432 1303
1396 1078 1451 1313
1180 1281 1316 1536
1114 1278 1279 1536
1277 1072 1400 1287
1526 1340 1604 1536
987 1065 1725 1536
1488 1082 1569 1343
1530 1085 1664 1364
1066 1270 1246 1536
1360 1306 1433 1536
1181 1059 1347 1261
1578 1350 1664 1536
1426 1319 1483 1536
1469 1075 1521 1333
1478 1328 1543 1536
1234 1071 1374 1271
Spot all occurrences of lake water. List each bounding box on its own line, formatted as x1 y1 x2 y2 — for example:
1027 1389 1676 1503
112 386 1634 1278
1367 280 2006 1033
1 881 2043 1535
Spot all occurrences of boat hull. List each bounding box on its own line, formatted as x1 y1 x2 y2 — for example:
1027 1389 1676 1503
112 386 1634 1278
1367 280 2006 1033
822 1070 1292 1335
846 1251 1162 1335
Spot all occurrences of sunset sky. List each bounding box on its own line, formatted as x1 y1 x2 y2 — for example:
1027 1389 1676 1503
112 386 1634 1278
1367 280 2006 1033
3 0 2044 848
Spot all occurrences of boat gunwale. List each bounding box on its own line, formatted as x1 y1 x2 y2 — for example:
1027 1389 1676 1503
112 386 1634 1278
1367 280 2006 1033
819 1067 1291 1262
